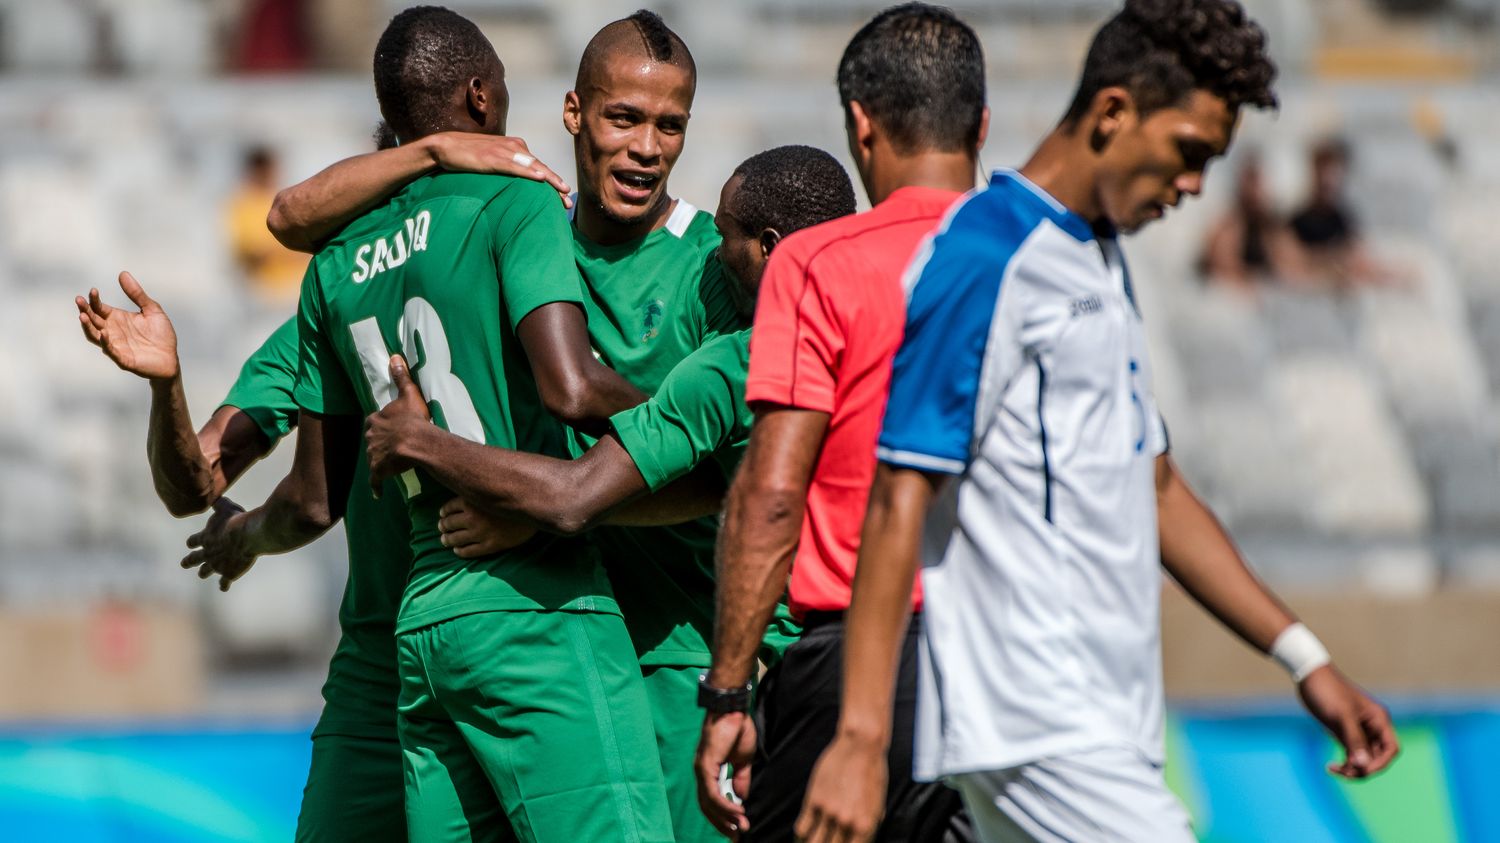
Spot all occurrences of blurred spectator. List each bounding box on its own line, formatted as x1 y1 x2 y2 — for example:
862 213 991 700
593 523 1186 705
1200 155 1302 288
1290 138 1394 287
235 0 310 72
225 145 307 304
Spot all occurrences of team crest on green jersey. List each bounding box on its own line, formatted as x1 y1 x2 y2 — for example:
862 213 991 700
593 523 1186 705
640 299 665 342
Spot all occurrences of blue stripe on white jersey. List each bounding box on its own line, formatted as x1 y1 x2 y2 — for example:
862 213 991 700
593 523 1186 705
880 169 1172 782
879 169 1095 475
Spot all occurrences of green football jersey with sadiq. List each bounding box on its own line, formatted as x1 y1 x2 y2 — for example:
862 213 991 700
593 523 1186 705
295 173 615 634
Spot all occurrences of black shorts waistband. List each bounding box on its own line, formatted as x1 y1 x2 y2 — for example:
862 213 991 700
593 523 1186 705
797 609 923 632
799 610 845 630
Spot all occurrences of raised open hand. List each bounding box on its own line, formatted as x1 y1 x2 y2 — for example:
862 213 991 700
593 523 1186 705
76 271 179 380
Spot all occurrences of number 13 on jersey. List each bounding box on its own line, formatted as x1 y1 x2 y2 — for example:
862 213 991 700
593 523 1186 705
349 297 485 498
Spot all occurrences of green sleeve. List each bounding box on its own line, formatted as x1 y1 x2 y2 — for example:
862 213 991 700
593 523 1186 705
292 261 362 416
758 602 803 669
219 316 300 443
610 341 745 492
695 254 750 344
485 179 587 331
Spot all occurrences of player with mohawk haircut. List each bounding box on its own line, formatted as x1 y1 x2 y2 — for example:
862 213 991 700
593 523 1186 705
269 9 790 842
203 6 678 842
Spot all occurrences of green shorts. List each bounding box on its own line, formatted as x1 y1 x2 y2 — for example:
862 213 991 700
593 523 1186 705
295 732 406 842
641 665 722 843
397 610 673 843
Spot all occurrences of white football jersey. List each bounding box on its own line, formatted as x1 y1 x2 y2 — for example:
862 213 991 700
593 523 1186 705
878 169 1170 780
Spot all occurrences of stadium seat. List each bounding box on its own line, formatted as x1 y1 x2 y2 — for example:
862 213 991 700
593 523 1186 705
1269 354 1431 537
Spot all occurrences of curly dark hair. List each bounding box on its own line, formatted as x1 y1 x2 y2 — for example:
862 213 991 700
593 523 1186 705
373 6 498 144
729 145 857 237
1063 0 1277 124
836 3 986 154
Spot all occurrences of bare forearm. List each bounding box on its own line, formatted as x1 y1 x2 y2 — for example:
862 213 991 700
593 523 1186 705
235 474 336 557
403 423 610 534
707 478 803 688
603 463 725 526
147 375 217 516
835 471 928 746
268 139 439 252
1158 465 1294 652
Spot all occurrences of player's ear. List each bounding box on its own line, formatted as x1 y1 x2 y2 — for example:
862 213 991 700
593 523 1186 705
563 91 583 137
975 106 991 153
759 228 781 260
1090 87 1134 152
847 100 876 157
466 77 488 125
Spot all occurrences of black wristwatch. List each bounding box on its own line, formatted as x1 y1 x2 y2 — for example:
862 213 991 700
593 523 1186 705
697 673 753 714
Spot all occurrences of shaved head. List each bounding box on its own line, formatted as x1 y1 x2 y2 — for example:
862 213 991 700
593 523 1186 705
564 8 697 243
574 9 695 100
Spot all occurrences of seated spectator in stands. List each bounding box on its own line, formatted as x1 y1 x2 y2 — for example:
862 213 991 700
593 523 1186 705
1201 155 1301 288
225 145 307 304
1291 138 1391 287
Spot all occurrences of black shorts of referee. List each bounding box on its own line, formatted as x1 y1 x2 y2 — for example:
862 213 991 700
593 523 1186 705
743 611 973 842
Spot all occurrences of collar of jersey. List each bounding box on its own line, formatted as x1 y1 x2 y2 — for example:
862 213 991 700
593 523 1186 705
990 168 1096 243
571 198 701 257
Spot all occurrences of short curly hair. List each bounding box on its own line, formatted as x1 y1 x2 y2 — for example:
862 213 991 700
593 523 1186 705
729 146 857 237
373 6 498 144
1063 0 1277 124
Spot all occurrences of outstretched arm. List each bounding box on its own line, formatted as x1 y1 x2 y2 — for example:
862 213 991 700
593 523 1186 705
366 356 715 536
77 272 274 516
182 410 360 591
797 465 940 843
268 132 571 252
384 423 649 536
437 462 726 557
1156 454 1398 778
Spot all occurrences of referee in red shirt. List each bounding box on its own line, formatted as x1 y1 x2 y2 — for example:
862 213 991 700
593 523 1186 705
694 5 986 840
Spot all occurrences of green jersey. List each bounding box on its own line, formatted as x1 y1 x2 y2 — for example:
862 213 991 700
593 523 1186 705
572 200 742 389
610 330 753 491
607 329 801 667
572 202 748 666
219 317 411 739
295 173 615 634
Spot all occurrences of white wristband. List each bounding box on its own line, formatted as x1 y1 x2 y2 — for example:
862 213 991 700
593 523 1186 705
1269 623 1331 682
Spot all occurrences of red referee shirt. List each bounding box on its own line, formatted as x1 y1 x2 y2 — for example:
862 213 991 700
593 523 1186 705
745 186 964 617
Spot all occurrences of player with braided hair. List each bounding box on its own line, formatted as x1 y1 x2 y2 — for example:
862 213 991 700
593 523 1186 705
269 10 806 841
358 145 857 843
799 2 1396 841
364 145 857 580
